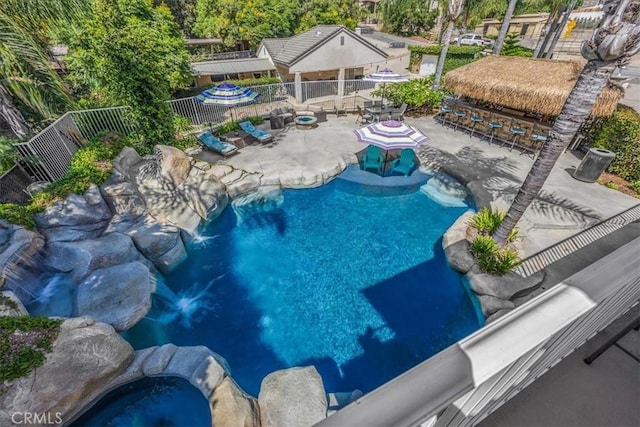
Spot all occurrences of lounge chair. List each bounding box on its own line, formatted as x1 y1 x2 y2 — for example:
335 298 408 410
239 121 273 143
197 131 238 157
390 149 415 176
362 145 384 173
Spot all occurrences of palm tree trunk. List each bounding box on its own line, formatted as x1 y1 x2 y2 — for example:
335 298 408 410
433 22 453 90
544 0 578 59
533 12 557 57
493 60 617 244
0 85 32 138
493 0 519 55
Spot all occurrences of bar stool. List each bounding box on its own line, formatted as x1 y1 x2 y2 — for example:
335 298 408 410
485 114 503 145
439 104 452 127
529 124 549 157
503 118 525 151
453 109 467 131
469 110 484 138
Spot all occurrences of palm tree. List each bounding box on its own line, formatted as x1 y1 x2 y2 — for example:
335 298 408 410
493 0 519 55
433 0 465 90
493 0 640 244
0 0 86 138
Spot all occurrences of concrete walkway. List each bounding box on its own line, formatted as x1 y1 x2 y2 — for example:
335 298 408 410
198 113 639 259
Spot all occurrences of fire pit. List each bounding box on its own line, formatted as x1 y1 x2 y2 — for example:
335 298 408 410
294 116 318 130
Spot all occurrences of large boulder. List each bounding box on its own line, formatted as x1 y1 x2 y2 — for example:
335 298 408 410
0 224 45 301
101 179 147 216
45 233 140 284
134 145 228 233
467 268 545 301
258 366 328 427
0 291 28 316
210 377 261 427
76 261 152 331
112 146 143 182
107 215 186 273
442 211 476 274
162 346 228 398
0 317 134 426
34 185 112 242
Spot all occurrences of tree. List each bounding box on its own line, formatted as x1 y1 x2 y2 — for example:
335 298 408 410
378 0 439 36
65 0 192 148
193 0 298 49
0 0 87 137
493 0 640 244
154 0 197 36
296 0 365 32
493 0 519 54
433 0 465 90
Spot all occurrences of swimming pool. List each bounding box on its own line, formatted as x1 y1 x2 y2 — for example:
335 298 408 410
120 176 483 398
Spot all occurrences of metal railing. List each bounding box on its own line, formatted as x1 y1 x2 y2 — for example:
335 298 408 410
12 79 382 185
0 164 32 204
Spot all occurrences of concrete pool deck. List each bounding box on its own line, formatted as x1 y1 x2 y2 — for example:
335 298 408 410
196 113 639 259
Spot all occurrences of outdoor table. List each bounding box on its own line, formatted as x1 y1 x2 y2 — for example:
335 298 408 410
221 131 253 148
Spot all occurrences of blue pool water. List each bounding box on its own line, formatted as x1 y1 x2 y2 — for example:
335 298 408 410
120 179 483 398
73 377 210 426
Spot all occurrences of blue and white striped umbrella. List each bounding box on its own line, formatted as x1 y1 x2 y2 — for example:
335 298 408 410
196 82 260 106
363 68 409 83
354 120 429 150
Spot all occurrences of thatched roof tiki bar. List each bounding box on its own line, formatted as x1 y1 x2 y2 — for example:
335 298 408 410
444 56 623 117
440 56 624 153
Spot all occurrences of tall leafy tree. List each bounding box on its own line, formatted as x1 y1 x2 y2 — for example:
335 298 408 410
433 0 465 90
154 0 197 36
493 0 640 244
193 0 298 48
0 0 87 137
379 0 439 36
65 0 192 148
296 0 365 32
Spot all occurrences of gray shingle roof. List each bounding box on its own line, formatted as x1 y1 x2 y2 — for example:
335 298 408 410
191 58 275 76
261 25 387 66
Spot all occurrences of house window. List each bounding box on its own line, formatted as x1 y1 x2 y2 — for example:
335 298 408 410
340 36 344 46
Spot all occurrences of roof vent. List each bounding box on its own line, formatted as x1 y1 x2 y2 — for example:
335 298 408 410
316 31 322 36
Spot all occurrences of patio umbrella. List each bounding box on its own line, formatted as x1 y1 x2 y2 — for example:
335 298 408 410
354 120 429 150
354 120 429 167
363 68 408 105
196 82 260 122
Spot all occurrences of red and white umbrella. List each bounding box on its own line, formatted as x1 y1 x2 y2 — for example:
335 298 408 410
354 120 429 150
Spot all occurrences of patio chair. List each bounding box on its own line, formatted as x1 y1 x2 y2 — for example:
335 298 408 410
197 131 238 157
362 145 384 173
334 99 347 117
239 121 273 144
390 149 416 176
356 105 373 124
389 103 407 121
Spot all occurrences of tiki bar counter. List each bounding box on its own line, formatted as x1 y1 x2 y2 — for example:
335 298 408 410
439 56 623 154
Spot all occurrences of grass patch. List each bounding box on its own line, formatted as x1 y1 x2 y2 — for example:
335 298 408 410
0 316 62 393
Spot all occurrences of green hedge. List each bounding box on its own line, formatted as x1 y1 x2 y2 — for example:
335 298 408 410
408 45 482 73
591 105 640 182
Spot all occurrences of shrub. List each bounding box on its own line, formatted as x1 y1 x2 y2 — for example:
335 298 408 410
470 235 521 275
468 207 505 235
629 181 640 194
591 105 640 182
0 137 21 176
0 316 62 392
501 33 534 57
214 116 264 136
408 45 482 73
371 77 446 114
